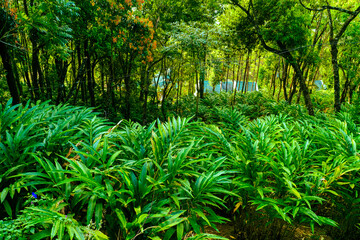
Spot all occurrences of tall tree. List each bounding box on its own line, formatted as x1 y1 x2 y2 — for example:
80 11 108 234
230 0 316 115
0 5 20 104
300 0 360 112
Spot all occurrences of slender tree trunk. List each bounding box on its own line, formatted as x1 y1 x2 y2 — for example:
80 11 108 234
244 52 251 93
277 58 282 101
176 66 182 114
122 51 135 120
100 62 105 95
110 43 117 113
349 84 357 104
340 68 351 104
233 54 243 105
271 65 278 97
142 57 164 124
13 60 22 96
242 52 250 93
276 41 314 115
225 66 229 92
329 41 341 111
139 65 146 104
85 40 95 107
55 58 69 104
293 63 314 115
22 62 33 99
199 52 206 99
282 61 289 101
43 55 53 100
142 68 151 124
30 39 41 99
288 70 297 104
195 63 199 118
76 43 86 104
255 54 260 91
124 74 132 119
0 43 20 104
66 63 84 103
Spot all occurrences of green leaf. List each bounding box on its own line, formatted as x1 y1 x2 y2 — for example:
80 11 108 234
30 229 51 240
115 209 127 230
74 226 85 240
163 228 176 240
1 187 9 203
58 222 65 240
95 203 103 229
177 223 184 240
87 195 97 224
137 214 149 225
289 188 301 199
3 200 12 217
51 220 60 239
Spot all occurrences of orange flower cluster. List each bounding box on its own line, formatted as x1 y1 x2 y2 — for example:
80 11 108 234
152 40 157 50
125 0 133 7
111 16 121 25
148 21 153 28
136 0 144 10
1 0 10 8
92 0 156 63
147 54 153 63
136 0 145 5
2 0 18 20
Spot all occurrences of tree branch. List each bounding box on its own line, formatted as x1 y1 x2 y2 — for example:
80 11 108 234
335 6 360 40
299 0 357 15
230 0 284 57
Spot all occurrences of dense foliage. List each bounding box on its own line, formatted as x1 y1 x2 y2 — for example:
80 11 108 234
2 0 360 239
1 97 360 239
1 0 360 122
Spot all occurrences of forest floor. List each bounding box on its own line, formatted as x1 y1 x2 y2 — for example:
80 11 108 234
204 222 332 240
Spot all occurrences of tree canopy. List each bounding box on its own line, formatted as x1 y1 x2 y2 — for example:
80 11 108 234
1 0 360 119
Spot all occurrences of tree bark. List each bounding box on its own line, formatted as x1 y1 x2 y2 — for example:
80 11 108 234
0 43 20 104
302 4 360 112
84 40 95 107
231 0 315 115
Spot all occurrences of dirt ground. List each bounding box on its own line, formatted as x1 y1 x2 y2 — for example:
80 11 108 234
204 222 333 240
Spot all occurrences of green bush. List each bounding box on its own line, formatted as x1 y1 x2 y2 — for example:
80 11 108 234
2 98 360 239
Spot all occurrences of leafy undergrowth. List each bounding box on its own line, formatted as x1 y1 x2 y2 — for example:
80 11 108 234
205 222 332 240
1 99 360 239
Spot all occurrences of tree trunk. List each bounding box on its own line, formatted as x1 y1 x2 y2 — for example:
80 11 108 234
271 65 278 97
330 41 341 112
233 54 243 106
293 63 314 115
142 68 151 124
55 58 69 104
195 63 199 118
199 52 206 99
0 43 20 104
244 52 251 93
340 68 351 104
84 40 95 107
282 61 289 101
241 52 250 93
30 40 42 99
288 71 297 104
255 54 260 92
124 74 132 119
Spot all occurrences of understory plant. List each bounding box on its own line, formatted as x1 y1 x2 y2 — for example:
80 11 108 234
1 98 360 239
